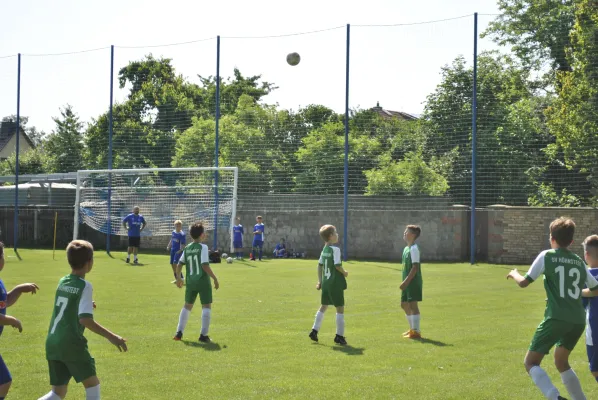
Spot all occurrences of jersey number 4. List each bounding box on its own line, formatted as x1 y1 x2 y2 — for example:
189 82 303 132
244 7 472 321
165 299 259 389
555 265 581 300
324 259 332 280
50 296 69 334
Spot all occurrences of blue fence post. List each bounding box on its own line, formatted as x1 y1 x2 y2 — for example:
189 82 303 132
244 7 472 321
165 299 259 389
107 45 114 253
213 36 221 251
470 13 478 265
343 24 350 262
13 53 21 252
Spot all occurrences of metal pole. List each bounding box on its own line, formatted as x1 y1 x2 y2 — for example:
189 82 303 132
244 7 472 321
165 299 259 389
107 45 114 253
343 24 350 262
470 13 478 264
13 54 21 252
213 36 221 251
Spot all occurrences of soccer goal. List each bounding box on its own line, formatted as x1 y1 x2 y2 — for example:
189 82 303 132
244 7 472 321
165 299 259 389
73 167 238 251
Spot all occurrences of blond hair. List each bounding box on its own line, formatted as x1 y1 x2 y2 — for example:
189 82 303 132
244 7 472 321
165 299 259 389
174 220 183 226
319 225 337 242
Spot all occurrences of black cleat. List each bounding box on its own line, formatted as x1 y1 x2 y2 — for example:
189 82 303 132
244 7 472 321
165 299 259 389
173 331 183 341
334 334 347 345
125 258 130 263
199 334 211 343
134 259 139 264
557 397 568 400
309 329 319 342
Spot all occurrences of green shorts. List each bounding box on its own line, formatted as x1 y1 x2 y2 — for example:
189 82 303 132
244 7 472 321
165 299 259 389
401 284 422 303
529 318 585 354
321 287 344 307
185 280 212 305
48 358 96 385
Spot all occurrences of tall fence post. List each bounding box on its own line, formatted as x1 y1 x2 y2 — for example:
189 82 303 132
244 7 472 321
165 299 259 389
13 53 21 252
214 35 221 251
107 45 114 253
343 24 350 261
470 13 478 265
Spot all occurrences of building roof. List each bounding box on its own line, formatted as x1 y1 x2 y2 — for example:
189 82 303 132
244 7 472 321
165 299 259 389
371 102 418 121
0 125 35 152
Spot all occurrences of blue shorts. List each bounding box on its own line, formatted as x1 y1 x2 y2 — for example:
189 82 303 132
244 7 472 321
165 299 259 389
0 354 12 385
170 251 182 265
252 240 263 248
233 241 243 249
588 345 598 372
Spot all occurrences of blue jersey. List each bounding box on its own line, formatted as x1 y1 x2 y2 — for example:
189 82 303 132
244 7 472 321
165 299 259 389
123 213 146 237
0 280 7 337
233 225 244 243
170 231 186 253
253 223 265 242
587 268 598 346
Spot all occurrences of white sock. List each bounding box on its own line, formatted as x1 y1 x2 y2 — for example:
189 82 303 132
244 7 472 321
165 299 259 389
413 314 421 332
134 255 138 260
38 392 62 400
336 313 345 336
86 384 100 400
406 315 414 329
561 368 586 400
176 308 190 333
529 366 560 400
201 308 211 336
312 311 325 331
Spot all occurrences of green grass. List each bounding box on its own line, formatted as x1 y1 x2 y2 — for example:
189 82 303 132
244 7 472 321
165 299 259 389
1 250 597 399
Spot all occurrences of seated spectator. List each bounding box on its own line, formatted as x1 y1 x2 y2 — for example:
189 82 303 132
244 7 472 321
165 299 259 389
273 239 287 258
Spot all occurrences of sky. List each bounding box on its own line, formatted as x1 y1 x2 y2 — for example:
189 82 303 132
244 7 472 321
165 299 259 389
0 0 500 133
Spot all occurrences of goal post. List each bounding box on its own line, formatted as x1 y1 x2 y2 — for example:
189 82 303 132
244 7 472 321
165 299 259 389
73 167 238 253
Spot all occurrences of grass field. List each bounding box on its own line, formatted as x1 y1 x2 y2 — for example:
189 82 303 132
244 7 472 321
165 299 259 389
0 250 597 399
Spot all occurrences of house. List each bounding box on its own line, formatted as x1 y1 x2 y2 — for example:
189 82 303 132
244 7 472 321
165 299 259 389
371 102 418 121
0 124 35 161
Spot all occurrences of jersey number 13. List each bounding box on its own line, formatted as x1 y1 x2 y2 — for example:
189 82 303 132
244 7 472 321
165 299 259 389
555 265 581 300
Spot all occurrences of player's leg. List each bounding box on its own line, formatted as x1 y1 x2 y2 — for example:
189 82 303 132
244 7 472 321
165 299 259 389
310 293 331 342
126 240 132 263
198 280 213 342
554 323 586 399
400 291 413 336
0 354 12 399
525 319 563 399
407 301 421 338
39 360 71 400
332 290 347 345
67 357 99 400
133 239 139 263
588 345 598 382
174 286 197 340
81 376 100 400
258 241 263 260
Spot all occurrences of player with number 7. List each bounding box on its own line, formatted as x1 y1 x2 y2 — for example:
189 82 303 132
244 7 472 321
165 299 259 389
309 225 349 346
507 217 598 400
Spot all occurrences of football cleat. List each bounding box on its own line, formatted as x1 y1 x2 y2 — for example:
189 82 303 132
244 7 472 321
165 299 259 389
199 334 211 343
334 334 347 345
406 330 422 339
125 258 130 263
309 329 319 342
402 330 412 337
134 259 139 264
173 331 183 341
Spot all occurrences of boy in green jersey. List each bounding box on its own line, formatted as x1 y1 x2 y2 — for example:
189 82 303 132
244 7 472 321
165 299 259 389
400 225 422 339
309 225 349 345
173 222 219 343
39 240 127 400
507 217 598 400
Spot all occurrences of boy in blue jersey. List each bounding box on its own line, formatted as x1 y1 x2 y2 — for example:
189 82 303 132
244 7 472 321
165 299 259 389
233 217 244 260
122 206 146 264
582 235 598 383
250 216 265 261
0 242 39 400
167 220 186 284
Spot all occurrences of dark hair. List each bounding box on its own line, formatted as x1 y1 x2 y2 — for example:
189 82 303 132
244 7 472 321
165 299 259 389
190 222 205 239
407 225 422 239
583 235 598 259
0 242 4 258
550 217 575 247
319 225 336 242
66 240 94 270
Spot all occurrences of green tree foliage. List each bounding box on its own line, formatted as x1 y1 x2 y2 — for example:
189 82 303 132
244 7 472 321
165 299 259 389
0 147 46 175
44 105 85 173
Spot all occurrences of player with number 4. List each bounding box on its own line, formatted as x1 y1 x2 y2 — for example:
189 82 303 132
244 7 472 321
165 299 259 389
309 225 349 345
507 217 598 400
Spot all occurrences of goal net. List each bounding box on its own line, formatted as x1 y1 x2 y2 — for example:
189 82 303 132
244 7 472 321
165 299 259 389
73 167 238 250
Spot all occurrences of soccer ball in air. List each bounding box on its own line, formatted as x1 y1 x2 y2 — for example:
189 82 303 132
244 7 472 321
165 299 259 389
287 52 301 66
226 257 233 264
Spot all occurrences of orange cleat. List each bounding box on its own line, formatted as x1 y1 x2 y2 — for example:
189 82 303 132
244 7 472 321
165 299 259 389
407 330 422 339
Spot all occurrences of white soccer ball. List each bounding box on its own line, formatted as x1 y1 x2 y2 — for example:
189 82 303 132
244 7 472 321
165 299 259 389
226 257 233 264
222 253 228 258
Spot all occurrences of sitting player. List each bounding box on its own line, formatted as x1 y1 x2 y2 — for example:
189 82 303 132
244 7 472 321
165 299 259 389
250 216 265 261
309 225 349 345
400 225 423 339
0 242 39 400
273 239 287 258
173 222 220 343
581 235 598 384
167 220 186 284
39 240 127 400
507 217 598 400
233 217 244 260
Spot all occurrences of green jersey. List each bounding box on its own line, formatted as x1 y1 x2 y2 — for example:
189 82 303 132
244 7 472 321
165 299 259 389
525 248 598 324
319 245 346 291
179 242 210 287
402 244 422 286
45 274 94 361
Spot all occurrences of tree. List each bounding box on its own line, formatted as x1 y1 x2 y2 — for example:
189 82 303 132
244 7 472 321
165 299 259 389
0 147 47 175
44 105 85 172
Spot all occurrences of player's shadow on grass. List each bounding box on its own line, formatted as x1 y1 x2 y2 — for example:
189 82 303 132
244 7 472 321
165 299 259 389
182 340 222 351
415 337 452 347
371 264 400 272
331 345 365 356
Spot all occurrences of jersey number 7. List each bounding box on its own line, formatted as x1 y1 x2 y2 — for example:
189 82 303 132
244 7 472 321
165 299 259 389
50 296 69 334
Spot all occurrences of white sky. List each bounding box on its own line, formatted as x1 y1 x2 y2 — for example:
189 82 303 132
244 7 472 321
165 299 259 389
0 0 500 133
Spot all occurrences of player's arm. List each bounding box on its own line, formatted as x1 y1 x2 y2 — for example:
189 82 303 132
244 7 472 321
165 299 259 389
0 314 21 332
400 263 419 290
77 283 127 351
167 239 172 251
332 248 347 277
316 263 323 290
202 264 219 289
582 271 598 297
140 217 147 231
122 216 129 231
508 251 546 288
6 283 39 307
175 251 185 287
